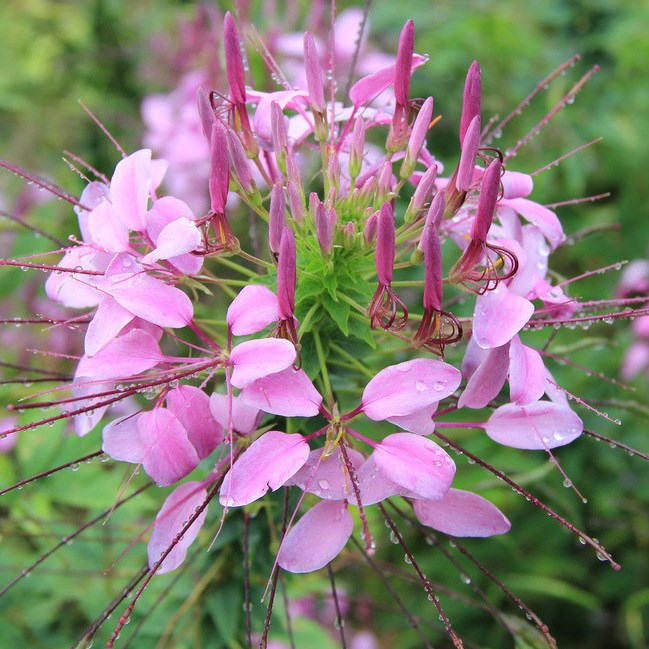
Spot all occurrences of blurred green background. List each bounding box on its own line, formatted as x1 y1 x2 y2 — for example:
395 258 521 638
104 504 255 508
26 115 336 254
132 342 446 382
0 1 647 647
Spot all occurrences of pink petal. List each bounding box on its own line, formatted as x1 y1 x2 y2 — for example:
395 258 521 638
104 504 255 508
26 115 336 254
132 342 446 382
102 415 144 463
87 201 131 251
252 90 309 150
209 393 262 435
141 217 201 264
110 149 153 232
239 367 323 417
166 386 224 459
414 489 511 537
500 197 565 250
372 433 455 500
138 408 200 486
84 298 134 356
106 272 193 328
287 447 365 500
508 336 546 405
501 171 533 199
71 379 111 437
229 338 297 388
387 402 438 435
362 359 461 420
458 344 509 409
219 431 310 506
75 329 164 379
353 455 409 505
472 284 534 350
45 247 108 308
485 401 583 450
621 341 649 381
278 500 354 573
148 481 208 574
146 196 197 241
0 417 18 453
226 284 279 336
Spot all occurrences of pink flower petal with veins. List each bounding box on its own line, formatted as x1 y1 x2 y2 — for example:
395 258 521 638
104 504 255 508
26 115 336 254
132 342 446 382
500 197 565 250
229 338 296 388
87 201 131 252
287 447 365 500
209 393 262 435
414 489 511 537
362 359 461 420
387 402 438 435
485 401 583 450
473 284 534 349
85 298 134 356
102 415 143 463
226 284 279 336
372 433 455 500
138 408 200 486
110 149 154 232
353 455 409 505
219 431 309 506
147 481 208 574
141 217 201 264
166 386 224 459
458 344 509 409
501 171 533 199
508 336 546 405
278 500 354 573
239 367 323 416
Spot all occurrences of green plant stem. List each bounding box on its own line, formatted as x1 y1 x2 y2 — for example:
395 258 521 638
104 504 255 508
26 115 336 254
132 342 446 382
313 328 333 404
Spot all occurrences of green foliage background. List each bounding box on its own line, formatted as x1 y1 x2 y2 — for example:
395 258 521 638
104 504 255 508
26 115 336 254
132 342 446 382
0 1 647 647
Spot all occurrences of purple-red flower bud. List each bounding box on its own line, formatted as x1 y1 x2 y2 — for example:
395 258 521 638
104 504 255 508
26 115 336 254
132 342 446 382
405 163 438 223
209 121 229 214
226 128 254 194
471 158 502 242
363 210 378 244
460 61 482 146
349 116 365 179
401 96 434 179
304 32 325 112
197 87 215 142
316 201 334 254
394 20 415 108
287 182 305 224
269 184 286 255
377 161 393 202
375 202 395 285
456 115 480 192
224 12 247 106
277 226 296 319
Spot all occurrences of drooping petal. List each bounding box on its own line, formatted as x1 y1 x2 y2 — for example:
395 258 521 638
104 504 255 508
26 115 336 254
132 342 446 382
138 408 200 486
87 201 131 252
110 149 153 232
229 338 296 388
501 171 533 199
84 298 134 357
353 455 409 506
414 489 511 537
209 393 261 435
508 336 546 405
226 284 278 336
102 415 143 463
147 481 208 574
278 500 354 573
166 386 224 459
239 367 322 417
458 343 509 409
499 197 565 250
141 217 201 264
287 447 365 500
219 431 309 506
387 402 438 435
485 401 583 450
372 433 455 500
472 284 534 349
362 359 461 420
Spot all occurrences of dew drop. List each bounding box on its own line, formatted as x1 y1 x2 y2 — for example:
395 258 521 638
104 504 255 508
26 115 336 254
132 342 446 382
318 479 330 490
415 380 427 392
433 380 445 391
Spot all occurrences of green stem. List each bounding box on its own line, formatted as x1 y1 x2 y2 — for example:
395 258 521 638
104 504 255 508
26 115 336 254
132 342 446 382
297 302 321 337
338 292 367 315
213 256 259 278
329 342 375 379
313 328 333 404
238 250 274 269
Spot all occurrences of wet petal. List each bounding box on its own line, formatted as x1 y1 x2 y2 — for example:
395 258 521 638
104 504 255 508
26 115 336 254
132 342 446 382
414 488 511 537
458 344 509 409
102 415 143 463
387 402 438 435
209 393 262 436
508 336 546 405
226 284 279 336
84 298 134 357
229 338 296 388
141 217 201 264
278 500 354 573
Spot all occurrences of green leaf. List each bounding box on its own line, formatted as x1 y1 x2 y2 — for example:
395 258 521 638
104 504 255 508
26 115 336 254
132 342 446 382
322 292 350 336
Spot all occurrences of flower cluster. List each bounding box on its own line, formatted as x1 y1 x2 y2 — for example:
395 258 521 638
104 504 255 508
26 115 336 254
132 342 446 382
2 8 643 648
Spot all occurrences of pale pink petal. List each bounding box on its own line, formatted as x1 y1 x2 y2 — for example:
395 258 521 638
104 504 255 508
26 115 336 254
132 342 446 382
460 335 488 380
0 417 19 453
141 217 201 264
473 284 534 349
209 393 262 435
146 196 197 241
500 197 565 250
500 171 533 199
485 401 583 450
621 341 649 381
544 369 569 407
229 338 297 388
252 90 309 149
87 201 131 251
148 481 208 573
84 298 134 356
219 431 310 506
166 386 224 459
102 415 144 463
239 367 323 417
372 433 455 500
458 344 509 409
227 284 279 336
110 149 153 231
71 379 111 437
287 447 365 500
362 359 461 420
278 500 354 573
106 273 193 328
138 408 200 486
508 336 546 405
353 455 409 505
75 329 164 379
387 402 438 435
413 488 511 537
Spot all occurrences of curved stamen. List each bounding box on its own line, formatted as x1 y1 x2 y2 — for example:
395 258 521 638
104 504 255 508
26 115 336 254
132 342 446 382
368 284 409 331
